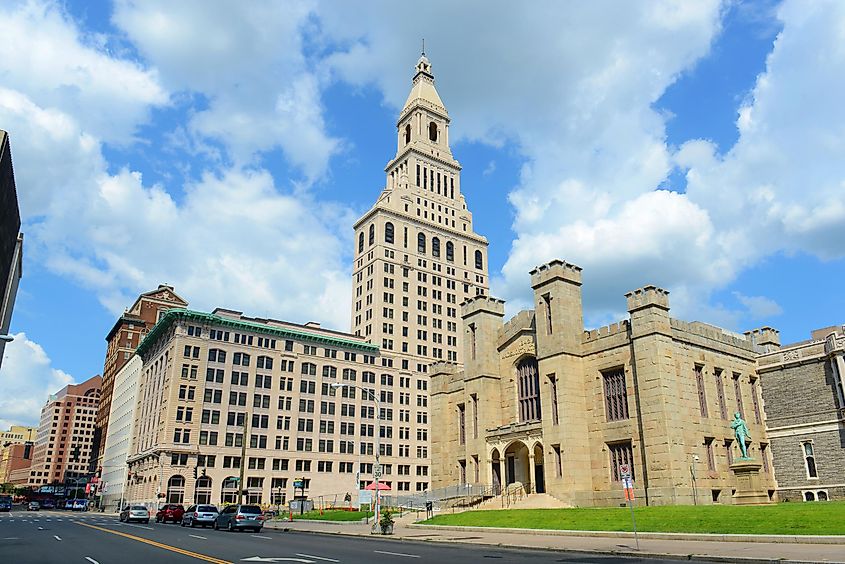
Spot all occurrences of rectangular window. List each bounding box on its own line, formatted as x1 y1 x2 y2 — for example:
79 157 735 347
458 404 466 445
733 373 744 419
750 378 762 424
715 369 728 419
602 368 629 421
704 437 715 471
552 444 562 477
471 394 479 439
760 442 770 474
724 439 734 467
802 442 818 478
608 441 634 482
695 365 708 417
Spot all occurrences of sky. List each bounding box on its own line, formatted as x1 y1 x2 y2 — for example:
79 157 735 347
2 0 845 429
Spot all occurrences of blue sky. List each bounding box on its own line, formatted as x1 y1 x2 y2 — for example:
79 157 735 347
2 0 845 428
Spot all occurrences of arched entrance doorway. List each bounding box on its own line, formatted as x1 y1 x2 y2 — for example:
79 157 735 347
490 449 502 494
195 476 212 504
503 441 530 488
166 475 185 504
533 443 546 494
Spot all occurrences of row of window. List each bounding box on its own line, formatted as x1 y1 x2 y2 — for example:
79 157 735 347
358 224 484 270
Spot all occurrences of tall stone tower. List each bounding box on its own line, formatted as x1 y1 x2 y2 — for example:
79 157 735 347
352 52 489 371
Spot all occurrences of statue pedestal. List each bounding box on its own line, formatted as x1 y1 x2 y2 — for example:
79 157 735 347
730 460 771 505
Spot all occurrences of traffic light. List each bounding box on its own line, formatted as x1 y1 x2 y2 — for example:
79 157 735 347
71 445 81 462
201 468 207 478
193 466 198 479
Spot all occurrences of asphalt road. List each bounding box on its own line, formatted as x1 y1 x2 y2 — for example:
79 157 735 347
0 507 711 564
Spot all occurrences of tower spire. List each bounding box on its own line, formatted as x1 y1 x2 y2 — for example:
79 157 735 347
421 38 425 56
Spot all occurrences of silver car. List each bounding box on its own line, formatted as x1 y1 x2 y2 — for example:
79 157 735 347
181 504 219 528
213 504 264 532
119 505 150 523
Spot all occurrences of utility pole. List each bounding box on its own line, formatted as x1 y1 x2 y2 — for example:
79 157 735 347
238 413 250 505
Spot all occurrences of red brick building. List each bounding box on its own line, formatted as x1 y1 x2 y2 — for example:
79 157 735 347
92 285 187 472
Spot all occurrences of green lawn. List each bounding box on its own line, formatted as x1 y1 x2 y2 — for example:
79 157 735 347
284 509 371 521
422 502 845 535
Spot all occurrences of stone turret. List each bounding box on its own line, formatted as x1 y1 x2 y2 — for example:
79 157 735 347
745 327 781 352
530 260 584 358
625 285 671 339
462 295 505 377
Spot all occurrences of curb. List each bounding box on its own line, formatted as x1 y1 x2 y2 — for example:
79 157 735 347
261 523 845 564
410 524 845 545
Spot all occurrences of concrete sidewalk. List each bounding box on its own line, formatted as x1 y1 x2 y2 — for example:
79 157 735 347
264 518 845 563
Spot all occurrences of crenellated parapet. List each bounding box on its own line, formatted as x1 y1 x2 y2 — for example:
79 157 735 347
625 285 670 313
583 320 630 342
461 295 506 319
529 259 582 290
744 326 781 351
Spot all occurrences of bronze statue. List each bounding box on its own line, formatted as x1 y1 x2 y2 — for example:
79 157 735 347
731 412 752 459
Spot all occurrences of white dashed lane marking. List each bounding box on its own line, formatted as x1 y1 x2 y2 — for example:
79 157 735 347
54 535 62 541
373 550 419 558
296 554 340 562
189 534 207 539
251 534 272 539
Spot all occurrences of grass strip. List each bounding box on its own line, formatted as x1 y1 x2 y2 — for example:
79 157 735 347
422 502 845 535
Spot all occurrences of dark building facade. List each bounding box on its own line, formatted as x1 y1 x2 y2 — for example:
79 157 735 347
0 129 23 371
758 325 845 501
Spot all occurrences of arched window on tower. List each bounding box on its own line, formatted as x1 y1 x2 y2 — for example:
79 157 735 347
418 233 426 254
385 222 394 244
475 250 483 270
358 232 364 253
369 224 375 246
405 124 411 145
446 241 454 262
429 122 438 142
432 237 440 258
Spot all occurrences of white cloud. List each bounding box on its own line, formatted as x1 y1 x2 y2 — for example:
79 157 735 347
733 292 783 319
112 0 341 181
0 333 75 429
0 0 167 144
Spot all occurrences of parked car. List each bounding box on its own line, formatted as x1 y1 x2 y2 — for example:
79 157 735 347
0 495 12 512
213 504 264 532
27 501 40 511
71 499 88 511
155 504 185 523
180 504 219 528
119 505 151 523
41 499 55 509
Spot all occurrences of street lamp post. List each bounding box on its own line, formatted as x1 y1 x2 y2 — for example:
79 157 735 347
0 334 14 343
690 454 700 506
330 382 381 521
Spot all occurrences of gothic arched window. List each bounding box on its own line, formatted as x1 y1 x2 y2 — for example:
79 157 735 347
358 232 364 253
385 222 394 244
432 237 440 258
368 224 375 246
517 357 541 422
418 233 426 254
429 122 438 142
446 241 454 262
475 250 483 270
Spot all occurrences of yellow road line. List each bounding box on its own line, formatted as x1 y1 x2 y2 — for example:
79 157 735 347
76 522 231 564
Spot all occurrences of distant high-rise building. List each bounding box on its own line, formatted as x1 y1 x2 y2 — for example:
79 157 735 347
0 130 23 371
28 375 102 487
92 285 187 474
0 425 36 483
351 53 489 370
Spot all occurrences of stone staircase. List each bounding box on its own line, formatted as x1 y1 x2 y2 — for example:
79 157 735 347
479 492 569 510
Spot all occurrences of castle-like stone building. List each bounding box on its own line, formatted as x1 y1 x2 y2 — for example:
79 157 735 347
431 260 779 506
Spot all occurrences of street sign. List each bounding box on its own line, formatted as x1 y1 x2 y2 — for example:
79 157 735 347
618 463 630 478
373 466 382 480
293 480 304 489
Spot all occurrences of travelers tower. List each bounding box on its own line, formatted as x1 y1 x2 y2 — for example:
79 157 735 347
351 52 489 370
